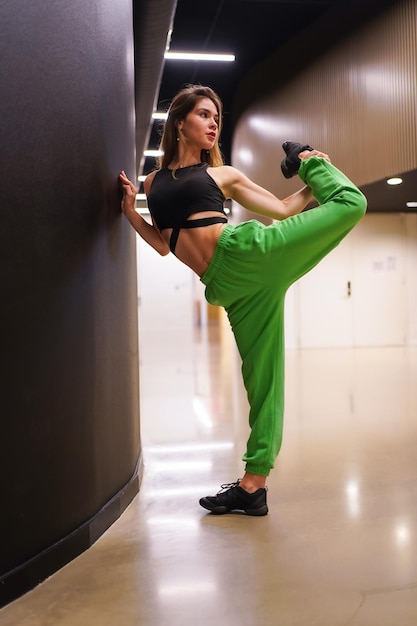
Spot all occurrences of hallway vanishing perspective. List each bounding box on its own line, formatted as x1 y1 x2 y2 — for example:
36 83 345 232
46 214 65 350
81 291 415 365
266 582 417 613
1 318 416 625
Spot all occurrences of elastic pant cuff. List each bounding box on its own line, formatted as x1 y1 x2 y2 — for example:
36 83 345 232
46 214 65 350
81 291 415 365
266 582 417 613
245 464 271 477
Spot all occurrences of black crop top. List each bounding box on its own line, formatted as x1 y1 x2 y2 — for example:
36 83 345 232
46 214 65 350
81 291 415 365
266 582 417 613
147 162 226 229
147 163 228 254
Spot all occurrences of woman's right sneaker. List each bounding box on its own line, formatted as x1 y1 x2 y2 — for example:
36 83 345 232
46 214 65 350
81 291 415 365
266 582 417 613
281 141 313 178
199 480 268 516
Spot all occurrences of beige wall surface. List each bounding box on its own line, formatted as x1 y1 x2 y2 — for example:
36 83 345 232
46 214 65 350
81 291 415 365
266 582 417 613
233 0 417 205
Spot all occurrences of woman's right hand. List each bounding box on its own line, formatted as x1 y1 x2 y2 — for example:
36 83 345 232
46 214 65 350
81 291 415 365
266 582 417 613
119 171 137 214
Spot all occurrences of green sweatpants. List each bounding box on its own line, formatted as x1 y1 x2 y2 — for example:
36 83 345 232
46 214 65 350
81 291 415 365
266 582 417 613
200 156 367 476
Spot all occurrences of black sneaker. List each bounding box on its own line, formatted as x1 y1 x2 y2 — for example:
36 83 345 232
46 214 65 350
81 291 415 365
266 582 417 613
199 481 268 516
281 141 313 178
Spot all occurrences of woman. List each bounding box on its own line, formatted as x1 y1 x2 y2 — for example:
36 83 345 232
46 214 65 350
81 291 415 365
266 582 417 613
119 85 366 516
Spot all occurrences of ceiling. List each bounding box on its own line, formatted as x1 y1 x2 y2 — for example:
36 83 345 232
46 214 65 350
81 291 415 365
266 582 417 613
137 0 416 213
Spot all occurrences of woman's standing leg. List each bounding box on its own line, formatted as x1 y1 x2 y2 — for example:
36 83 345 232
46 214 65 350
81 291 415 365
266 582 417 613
225 289 286 478
198 285 285 516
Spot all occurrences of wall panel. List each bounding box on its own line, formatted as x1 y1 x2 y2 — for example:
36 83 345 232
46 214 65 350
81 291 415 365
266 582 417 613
233 0 417 200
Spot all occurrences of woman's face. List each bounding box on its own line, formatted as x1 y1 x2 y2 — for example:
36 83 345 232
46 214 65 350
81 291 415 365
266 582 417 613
177 97 219 150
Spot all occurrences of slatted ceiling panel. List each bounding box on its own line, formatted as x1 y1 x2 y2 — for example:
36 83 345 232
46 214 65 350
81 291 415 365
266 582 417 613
375 0 417 175
233 0 417 200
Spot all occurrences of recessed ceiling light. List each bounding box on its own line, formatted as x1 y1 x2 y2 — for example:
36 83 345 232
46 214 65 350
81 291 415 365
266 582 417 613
406 201 417 208
387 177 403 185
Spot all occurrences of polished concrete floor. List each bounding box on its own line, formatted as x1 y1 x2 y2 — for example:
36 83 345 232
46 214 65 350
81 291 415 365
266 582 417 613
2 318 417 625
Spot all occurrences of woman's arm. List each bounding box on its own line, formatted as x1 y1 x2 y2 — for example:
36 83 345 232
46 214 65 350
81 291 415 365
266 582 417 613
224 168 312 221
119 171 170 256
219 150 329 221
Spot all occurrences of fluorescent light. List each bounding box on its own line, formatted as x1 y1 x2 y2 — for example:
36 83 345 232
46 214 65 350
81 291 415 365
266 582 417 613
138 175 146 182
152 111 168 120
387 177 403 185
144 149 163 157
136 193 147 201
406 201 417 208
164 51 235 62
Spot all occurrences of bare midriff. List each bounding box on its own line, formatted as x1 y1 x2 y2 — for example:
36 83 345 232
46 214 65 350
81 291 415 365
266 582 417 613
161 211 228 277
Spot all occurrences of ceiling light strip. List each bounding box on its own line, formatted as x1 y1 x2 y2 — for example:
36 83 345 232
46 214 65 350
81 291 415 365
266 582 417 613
164 52 235 62
144 149 163 157
152 112 168 120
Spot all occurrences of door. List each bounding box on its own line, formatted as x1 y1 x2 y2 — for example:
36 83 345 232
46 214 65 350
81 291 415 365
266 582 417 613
296 235 354 348
294 214 407 348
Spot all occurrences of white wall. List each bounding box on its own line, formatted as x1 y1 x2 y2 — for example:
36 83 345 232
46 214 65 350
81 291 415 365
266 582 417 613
136 236 197 443
286 213 416 349
405 213 417 345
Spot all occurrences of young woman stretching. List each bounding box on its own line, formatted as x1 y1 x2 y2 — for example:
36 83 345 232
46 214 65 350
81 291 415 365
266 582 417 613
119 85 366 516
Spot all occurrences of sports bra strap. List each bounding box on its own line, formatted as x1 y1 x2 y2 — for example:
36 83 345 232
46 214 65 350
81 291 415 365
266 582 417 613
169 216 228 254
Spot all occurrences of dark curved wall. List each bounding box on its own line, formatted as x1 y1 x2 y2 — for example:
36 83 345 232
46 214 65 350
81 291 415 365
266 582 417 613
0 0 141 605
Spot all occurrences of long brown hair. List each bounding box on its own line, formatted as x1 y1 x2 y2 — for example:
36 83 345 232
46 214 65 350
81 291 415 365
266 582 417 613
157 85 224 170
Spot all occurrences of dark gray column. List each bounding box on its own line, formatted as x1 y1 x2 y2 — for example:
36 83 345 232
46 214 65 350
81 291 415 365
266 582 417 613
0 0 141 605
